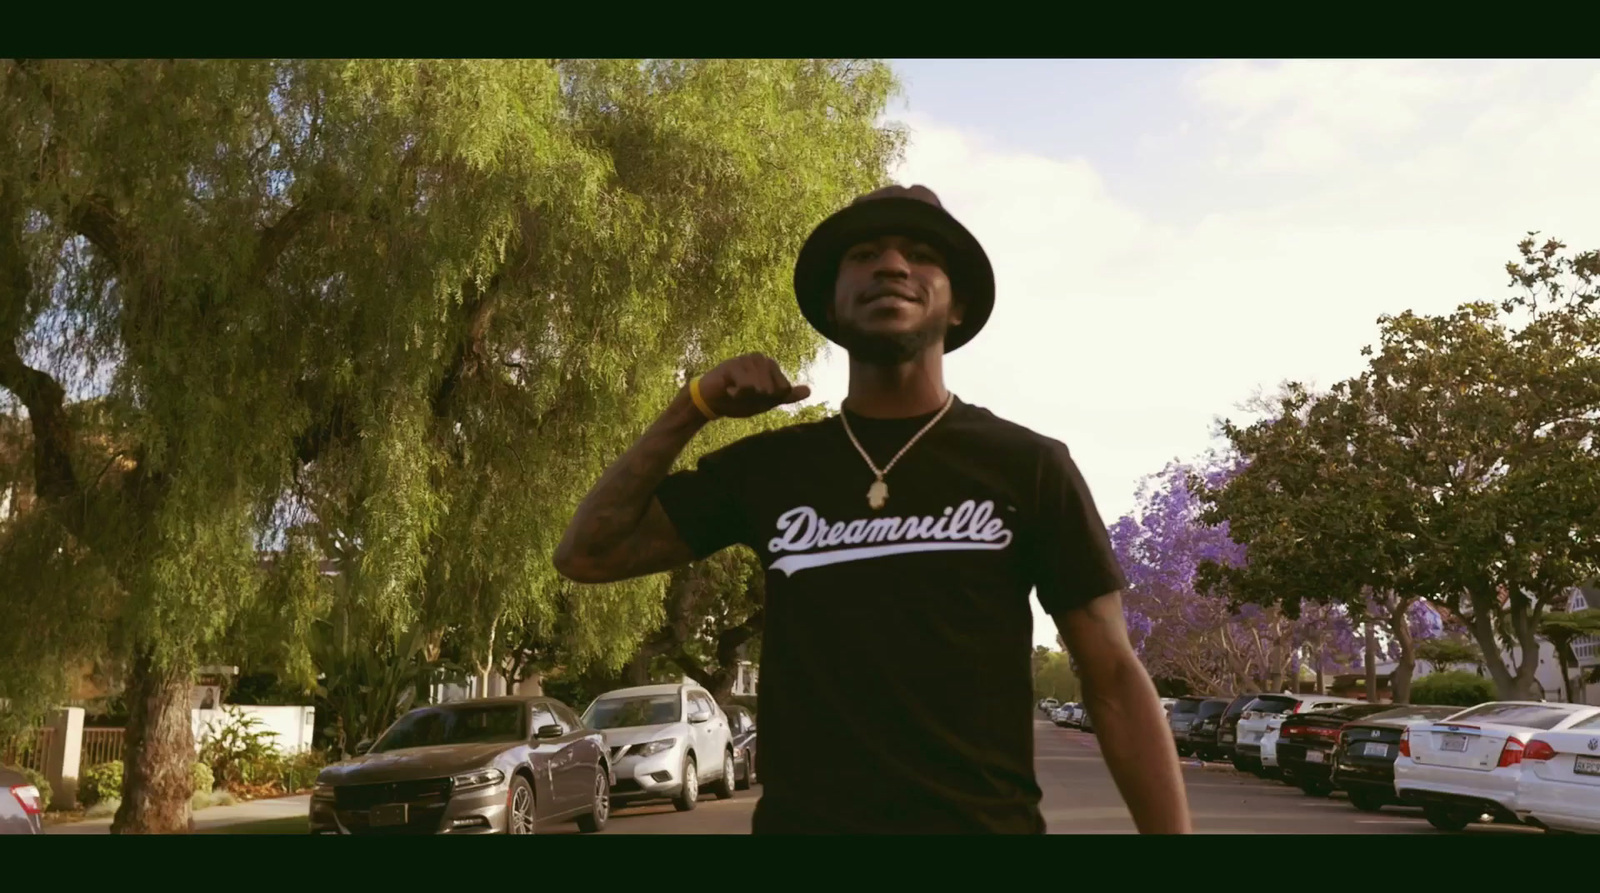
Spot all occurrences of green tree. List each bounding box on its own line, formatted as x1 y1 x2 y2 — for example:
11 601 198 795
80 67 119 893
1415 636 1484 673
1033 650 1080 702
0 59 902 832
1539 607 1600 704
1201 237 1600 702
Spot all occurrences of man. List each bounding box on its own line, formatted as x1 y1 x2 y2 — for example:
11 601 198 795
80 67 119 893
555 185 1191 834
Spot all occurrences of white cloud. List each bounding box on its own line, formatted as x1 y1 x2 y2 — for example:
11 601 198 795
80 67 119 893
799 61 1600 648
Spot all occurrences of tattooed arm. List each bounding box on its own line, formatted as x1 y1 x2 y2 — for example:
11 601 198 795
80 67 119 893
553 353 810 585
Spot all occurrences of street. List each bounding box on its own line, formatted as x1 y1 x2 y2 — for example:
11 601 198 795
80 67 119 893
574 720 1543 835
46 721 1548 835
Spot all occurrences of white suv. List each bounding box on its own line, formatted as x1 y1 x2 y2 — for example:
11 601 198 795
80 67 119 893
583 683 737 812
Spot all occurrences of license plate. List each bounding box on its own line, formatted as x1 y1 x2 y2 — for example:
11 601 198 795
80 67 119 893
1306 751 1326 764
1441 734 1470 753
1220 733 1234 743
1362 742 1391 758
370 803 409 827
1576 756 1600 777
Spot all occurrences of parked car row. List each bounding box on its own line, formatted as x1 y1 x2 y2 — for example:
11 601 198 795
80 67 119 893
309 681 758 835
1136 689 1600 835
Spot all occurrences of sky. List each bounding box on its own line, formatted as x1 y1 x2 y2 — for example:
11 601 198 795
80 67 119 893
795 59 1600 649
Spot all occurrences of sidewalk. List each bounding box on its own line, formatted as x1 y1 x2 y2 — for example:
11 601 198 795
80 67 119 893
47 794 312 834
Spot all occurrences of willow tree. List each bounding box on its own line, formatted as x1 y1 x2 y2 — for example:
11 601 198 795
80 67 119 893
0 59 902 831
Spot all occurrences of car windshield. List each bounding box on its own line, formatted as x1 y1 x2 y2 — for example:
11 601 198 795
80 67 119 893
1198 700 1228 717
1571 713 1600 730
1446 703 1584 731
584 695 682 729
1244 696 1298 715
371 704 525 753
1172 699 1203 715
1359 706 1460 724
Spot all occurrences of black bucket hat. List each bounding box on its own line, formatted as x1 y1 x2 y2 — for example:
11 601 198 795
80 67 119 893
793 184 995 353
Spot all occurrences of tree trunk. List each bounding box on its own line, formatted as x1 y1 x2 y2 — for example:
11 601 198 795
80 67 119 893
624 651 653 686
1390 598 1417 705
112 649 195 834
1465 592 1519 698
1315 645 1325 695
1364 622 1378 702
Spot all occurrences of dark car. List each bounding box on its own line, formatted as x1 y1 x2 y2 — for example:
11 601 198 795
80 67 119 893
1215 693 1265 763
310 696 613 835
725 705 758 790
1278 703 1406 796
1187 698 1232 761
1329 704 1462 811
1 767 44 835
1168 697 1207 756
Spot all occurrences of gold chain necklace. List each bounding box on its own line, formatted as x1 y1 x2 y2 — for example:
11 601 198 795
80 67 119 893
838 393 956 511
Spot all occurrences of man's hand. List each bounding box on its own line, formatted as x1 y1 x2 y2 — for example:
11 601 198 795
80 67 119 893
699 353 811 419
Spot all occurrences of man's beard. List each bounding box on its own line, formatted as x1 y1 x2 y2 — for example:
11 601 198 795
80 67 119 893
834 317 948 366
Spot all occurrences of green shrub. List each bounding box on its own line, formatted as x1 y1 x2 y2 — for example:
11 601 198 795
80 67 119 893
79 761 123 807
3 765 51 812
191 761 214 795
1411 671 1496 707
278 750 326 793
198 707 281 791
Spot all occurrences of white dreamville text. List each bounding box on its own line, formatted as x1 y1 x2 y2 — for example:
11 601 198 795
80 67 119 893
765 499 1014 577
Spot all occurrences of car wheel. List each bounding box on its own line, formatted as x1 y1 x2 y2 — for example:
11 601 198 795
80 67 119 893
1423 805 1474 832
735 749 754 790
575 767 610 833
1231 756 1249 772
506 775 537 835
1348 790 1384 813
714 750 737 800
673 757 699 812
1176 744 1191 757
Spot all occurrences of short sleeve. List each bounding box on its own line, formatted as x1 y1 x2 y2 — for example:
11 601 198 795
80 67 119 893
1029 440 1128 615
654 440 753 560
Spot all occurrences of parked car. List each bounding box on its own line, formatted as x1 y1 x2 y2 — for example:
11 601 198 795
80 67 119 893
1168 697 1208 756
1331 705 1472 812
1395 701 1600 832
724 705 759 791
1279 703 1426 796
1 767 43 835
1512 711 1600 834
310 695 612 835
584 682 736 812
1039 698 1060 714
1234 694 1361 774
1053 703 1084 728
1216 693 1266 764
1187 698 1232 761
1160 698 1177 715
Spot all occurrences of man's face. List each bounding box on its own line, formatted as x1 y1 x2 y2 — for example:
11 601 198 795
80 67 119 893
828 233 962 365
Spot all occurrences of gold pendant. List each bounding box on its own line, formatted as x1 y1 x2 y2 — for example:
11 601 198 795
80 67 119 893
867 479 889 511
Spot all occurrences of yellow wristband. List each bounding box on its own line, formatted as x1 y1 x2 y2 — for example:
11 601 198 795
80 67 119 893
689 375 717 420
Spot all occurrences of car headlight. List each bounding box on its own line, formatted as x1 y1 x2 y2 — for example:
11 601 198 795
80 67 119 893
452 768 505 791
636 739 678 758
312 783 336 800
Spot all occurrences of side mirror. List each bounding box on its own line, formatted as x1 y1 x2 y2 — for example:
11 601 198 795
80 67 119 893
536 724 564 740
689 708 712 724
353 739 373 755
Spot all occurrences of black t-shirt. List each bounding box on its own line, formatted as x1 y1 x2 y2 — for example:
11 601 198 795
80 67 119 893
654 397 1126 833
